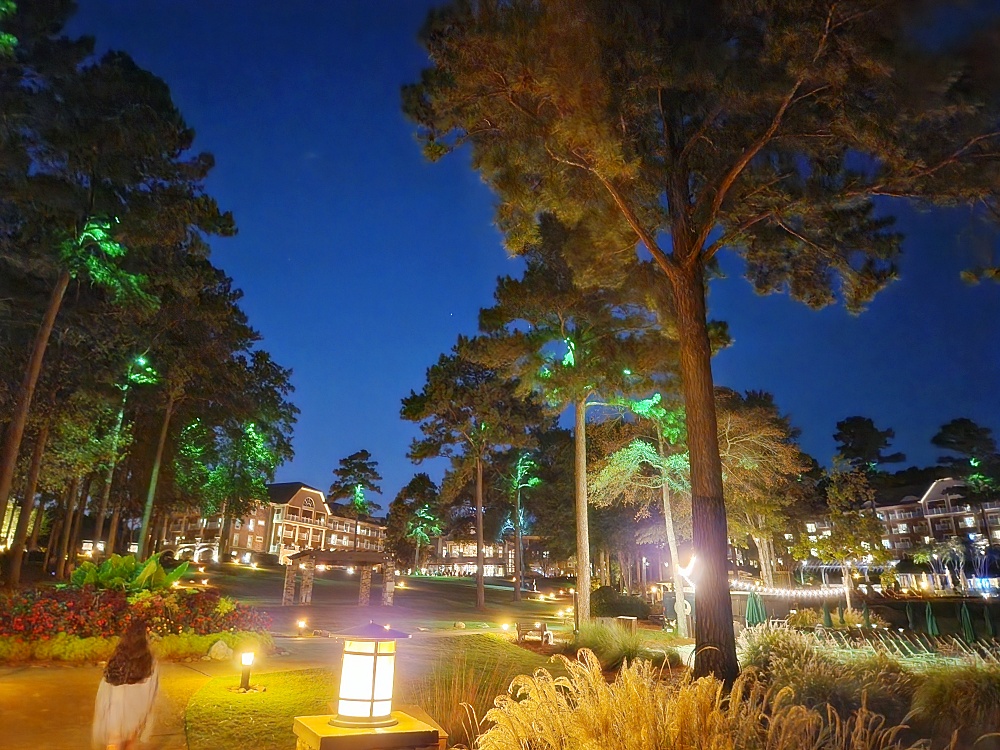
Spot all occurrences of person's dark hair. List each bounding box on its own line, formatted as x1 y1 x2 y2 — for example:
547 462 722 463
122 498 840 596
104 618 154 686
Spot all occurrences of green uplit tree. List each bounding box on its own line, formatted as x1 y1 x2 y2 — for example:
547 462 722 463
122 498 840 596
329 450 383 551
402 345 541 609
405 0 1000 680
504 451 541 601
467 216 668 620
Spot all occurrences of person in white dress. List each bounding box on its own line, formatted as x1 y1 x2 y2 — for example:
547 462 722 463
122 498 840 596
92 618 159 750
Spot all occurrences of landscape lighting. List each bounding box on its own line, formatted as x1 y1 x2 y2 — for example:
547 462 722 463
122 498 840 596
240 652 254 690
332 622 410 728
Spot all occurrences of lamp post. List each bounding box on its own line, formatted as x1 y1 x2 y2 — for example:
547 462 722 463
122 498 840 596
298 619 307 637
240 651 254 690
332 621 410 729
570 587 580 635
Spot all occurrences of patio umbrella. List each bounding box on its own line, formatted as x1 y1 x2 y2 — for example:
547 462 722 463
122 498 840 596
862 602 871 629
906 602 916 631
985 606 995 639
837 601 846 626
960 602 976 643
822 600 833 628
745 591 767 627
925 602 940 637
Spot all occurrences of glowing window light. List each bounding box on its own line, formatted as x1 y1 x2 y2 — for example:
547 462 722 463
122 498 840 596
332 622 409 729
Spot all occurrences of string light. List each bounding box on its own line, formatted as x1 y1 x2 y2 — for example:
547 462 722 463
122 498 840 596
729 579 846 599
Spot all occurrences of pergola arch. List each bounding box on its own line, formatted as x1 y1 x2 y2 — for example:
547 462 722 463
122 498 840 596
282 549 395 607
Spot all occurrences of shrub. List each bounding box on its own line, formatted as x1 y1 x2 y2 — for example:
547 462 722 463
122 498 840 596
0 587 269 641
590 586 650 619
559 622 680 670
69 552 188 592
476 649 935 750
786 606 888 631
911 662 1000 742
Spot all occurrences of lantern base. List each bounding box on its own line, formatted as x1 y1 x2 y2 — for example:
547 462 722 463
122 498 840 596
294 706 447 750
330 715 398 729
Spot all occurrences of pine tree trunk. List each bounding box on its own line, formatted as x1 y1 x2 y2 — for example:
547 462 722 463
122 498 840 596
7 419 48 586
0 271 71 528
218 502 231 560
513 486 523 602
413 539 420 571
55 476 80 580
28 492 45 551
657 431 689 637
843 564 853 611
44 518 62 572
573 398 592 623
754 534 775 587
138 392 175 558
671 263 739 684
475 455 485 611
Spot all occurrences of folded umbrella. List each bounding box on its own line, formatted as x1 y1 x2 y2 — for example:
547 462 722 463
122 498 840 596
960 601 976 643
862 601 871 629
906 602 916 631
925 601 940 637
822 600 833 628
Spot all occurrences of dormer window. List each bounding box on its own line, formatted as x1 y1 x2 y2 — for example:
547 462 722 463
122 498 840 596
303 497 315 509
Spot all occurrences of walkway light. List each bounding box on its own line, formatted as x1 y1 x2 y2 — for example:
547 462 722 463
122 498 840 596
298 619 307 637
240 651 254 690
333 621 410 728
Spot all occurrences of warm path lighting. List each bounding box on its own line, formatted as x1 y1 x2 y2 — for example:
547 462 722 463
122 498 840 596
240 651 254 690
332 621 410 729
298 619 307 637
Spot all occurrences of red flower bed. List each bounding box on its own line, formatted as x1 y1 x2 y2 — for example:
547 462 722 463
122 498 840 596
0 588 270 639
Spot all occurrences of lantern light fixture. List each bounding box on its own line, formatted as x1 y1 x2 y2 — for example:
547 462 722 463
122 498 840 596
298 619 307 637
332 621 410 729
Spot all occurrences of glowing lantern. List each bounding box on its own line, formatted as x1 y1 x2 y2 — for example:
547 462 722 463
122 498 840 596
240 651 254 690
332 621 409 728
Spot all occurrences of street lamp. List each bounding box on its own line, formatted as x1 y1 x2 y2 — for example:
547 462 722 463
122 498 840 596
332 621 410 729
240 651 254 690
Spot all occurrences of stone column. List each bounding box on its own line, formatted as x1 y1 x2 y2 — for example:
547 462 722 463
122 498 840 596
382 563 395 606
282 561 297 606
300 557 315 604
359 564 372 606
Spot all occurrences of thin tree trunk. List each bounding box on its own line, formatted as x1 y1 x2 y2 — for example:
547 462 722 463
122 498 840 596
28 496 45 551
843 564 853 611
671 264 738 683
93 393 127 559
657 431 689 637
573 398 591 623
0 272 71 527
55 476 80 579
513 485 523 602
413 539 420 571
218 502 231 561
44 518 62 572
137 392 174 558
106 501 121 557
754 534 775 587
475 456 485 611
67 474 92 574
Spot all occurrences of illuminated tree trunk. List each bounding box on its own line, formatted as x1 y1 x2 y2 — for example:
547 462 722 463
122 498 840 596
6 419 49 587
513 484 523 602
753 534 775 587
656 431 689 638
67 474 92 575
0 271 70 530
671 263 739 684
413 539 421 571
106 501 121 557
55 476 79 579
28 498 44 551
93 390 128 558
574 398 592 623
138 392 175 558
219 503 232 560
475 455 485 611
842 564 854 611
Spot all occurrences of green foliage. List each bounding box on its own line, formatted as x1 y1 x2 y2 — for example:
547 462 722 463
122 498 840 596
0 0 16 56
590 586 650 619
60 218 156 308
70 552 188 592
560 623 679 670
786 607 888 632
833 417 905 470
0 630 271 663
911 662 1000 741
328 449 383 517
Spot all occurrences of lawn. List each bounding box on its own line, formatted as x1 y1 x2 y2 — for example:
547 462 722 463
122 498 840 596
185 633 556 750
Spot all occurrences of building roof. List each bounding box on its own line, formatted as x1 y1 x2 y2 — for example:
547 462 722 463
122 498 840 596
266 482 325 505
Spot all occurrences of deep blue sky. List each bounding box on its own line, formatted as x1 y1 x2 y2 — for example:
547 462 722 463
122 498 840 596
70 2 1000 509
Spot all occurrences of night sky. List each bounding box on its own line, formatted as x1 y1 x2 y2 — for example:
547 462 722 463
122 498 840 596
69 2 1000 510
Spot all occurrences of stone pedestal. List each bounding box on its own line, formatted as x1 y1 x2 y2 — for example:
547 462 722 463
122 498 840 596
382 565 395 607
300 558 316 604
283 561 298 606
359 565 372 605
293 706 446 750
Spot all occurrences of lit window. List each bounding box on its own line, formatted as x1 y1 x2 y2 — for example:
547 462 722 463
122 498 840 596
806 523 817 533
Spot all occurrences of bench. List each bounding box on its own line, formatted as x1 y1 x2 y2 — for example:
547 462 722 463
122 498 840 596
516 622 549 643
